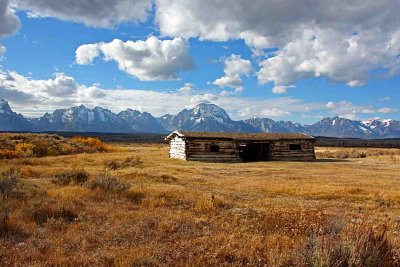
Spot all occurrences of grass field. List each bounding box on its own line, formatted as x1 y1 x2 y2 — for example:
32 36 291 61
0 139 399 266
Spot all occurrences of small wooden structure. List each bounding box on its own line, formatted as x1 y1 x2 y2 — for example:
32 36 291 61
165 131 316 162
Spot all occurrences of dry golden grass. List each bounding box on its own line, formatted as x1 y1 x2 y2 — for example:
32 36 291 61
316 147 400 161
0 141 399 266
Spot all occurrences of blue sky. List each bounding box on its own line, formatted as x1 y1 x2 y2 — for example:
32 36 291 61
0 0 399 123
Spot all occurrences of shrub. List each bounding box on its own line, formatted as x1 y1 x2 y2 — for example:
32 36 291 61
54 143 71 156
104 156 143 170
72 170 89 185
193 195 231 214
159 174 177 183
104 159 120 170
15 143 35 157
72 136 110 152
53 173 72 186
89 174 130 193
123 156 143 167
53 169 89 186
32 140 50 156
0 168 21 198
0 149 20 159
0 168 22 230
22 197 78 225
346 222 395 266
124 190 146 204
299 220 396 267
359 152 367 158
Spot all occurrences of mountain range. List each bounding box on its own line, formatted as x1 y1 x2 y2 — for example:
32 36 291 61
0 99 399 138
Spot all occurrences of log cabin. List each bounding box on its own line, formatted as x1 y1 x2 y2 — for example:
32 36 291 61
165 131 316 162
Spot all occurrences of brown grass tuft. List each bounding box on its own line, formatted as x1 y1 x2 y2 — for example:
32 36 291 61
22 196 79 225
88 174 130 193
0 168 22 231
53 169 89 186
104 156 143 170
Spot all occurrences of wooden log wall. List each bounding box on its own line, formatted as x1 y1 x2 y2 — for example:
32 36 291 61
186 139 240 161
270 140 315 161
169 136 316 161
169 136 187 160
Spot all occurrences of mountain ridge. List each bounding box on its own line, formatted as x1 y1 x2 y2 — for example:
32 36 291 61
0 99 399 138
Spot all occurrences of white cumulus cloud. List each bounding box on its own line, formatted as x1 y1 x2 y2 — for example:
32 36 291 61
261 108 291 117
75 44 100 65
0 0 20 37
326 101 336 109
12 0 152 28
271 85 294 94
257 28 400 90
323 100 394 119
178 82 195 93
0 70 85 115
213 54 252 90
155 0 400 92
76 36 194 81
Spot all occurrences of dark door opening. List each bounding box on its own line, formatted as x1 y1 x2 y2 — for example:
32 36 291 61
239 143 270 161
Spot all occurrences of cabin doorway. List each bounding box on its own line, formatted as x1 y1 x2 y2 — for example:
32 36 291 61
239 143 270 161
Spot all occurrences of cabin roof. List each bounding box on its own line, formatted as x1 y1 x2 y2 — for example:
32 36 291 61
165 130 315 141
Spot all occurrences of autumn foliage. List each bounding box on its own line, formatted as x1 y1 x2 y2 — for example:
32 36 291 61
71 136 111 152
0 134 111 159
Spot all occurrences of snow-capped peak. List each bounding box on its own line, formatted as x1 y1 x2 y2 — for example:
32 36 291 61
191 103 230 123
362 118 394 129
382 119 394 127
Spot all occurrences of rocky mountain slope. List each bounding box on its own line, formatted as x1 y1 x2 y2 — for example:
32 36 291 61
157 103 258 133
31 105 133 133
118 109 167 133
0 99 34 131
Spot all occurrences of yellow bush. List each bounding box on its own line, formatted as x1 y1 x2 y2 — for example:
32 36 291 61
72 136 110 152
15 143 35 157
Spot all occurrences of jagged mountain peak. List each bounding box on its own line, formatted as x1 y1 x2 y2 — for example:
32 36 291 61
0 99 34 131
118 108 166 133
0 99 12 114
194 102 225 111
320 116 344 123
244 117 287 133
120 108 138 113
32 104 132 133
363 118 394 126
361 118 400 138
306 116 375 138
157 103 256 133
191 103 231 122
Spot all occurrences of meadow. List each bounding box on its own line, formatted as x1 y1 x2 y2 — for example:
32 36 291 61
0 134 399 266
